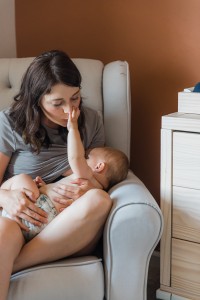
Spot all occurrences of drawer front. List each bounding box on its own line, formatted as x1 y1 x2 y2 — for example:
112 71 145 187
173 131 200 190
172 186 200 243
172 238 200 297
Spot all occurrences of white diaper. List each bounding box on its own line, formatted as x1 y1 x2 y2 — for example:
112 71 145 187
2 194 58 242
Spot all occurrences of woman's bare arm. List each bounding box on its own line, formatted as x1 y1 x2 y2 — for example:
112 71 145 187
0 152 10 188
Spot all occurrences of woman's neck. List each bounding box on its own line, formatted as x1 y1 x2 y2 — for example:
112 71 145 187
41 116 59 129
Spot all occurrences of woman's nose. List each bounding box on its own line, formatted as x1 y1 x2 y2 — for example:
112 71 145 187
63 104 72 114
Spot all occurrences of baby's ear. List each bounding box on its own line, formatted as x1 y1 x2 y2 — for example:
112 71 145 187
95 162 106 173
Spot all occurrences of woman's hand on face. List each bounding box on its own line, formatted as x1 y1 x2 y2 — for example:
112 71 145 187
1 189 48 231
52 178 95 210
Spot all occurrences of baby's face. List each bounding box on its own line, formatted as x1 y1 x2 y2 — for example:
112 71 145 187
86 148 102 170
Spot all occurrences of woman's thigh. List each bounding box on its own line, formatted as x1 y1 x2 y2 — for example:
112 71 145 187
13 189 112 272
0 217 25 300
0 216 25 257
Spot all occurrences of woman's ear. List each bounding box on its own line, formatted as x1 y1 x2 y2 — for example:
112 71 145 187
95 162 106 173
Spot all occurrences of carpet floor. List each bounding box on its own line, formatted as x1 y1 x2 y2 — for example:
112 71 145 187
147 251 160 300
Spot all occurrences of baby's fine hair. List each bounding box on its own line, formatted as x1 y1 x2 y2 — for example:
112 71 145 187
101 147 129 190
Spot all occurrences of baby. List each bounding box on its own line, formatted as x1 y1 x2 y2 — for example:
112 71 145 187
1 107 129 241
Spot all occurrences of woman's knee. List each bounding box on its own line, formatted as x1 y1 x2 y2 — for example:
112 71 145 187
0 217 25 267
81 189 112 219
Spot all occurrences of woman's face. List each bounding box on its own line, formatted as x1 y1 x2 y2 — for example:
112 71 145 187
40 83 81 128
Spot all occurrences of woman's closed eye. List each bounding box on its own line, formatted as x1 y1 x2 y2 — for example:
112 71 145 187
52 99 63 107
71 94 81 102
51 94 80 108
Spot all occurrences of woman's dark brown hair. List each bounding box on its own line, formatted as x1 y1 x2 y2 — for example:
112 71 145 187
9 50 83 153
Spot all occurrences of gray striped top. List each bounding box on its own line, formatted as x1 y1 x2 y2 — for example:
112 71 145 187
0 106 105 183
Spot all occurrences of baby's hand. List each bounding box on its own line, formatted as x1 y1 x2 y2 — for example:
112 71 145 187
34 176 46 187
67 107 80 130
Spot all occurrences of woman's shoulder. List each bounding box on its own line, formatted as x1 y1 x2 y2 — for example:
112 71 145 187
82 105 97 114
82 105 102 120
0 108 16 155
0 108 9 117
0 108 13 126
81 106 105 148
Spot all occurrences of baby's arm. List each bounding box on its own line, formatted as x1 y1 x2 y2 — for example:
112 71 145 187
67 107 94 180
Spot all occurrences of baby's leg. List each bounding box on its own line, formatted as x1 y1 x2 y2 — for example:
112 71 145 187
0 217 25 300
1 174 40 199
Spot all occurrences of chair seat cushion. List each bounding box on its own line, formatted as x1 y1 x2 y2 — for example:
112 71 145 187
8 256 104 300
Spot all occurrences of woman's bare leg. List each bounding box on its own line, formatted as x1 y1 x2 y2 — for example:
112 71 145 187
0 217 25 300
13 189 112 273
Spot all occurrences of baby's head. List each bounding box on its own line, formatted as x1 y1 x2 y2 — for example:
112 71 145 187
87 147 129 190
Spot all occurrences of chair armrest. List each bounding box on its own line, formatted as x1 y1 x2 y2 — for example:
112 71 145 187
103 60 131 160
103 171 163 300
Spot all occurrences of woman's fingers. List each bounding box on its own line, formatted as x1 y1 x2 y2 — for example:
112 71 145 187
18 211 45 227
22 188 37 202
52 196 74 206
11 206 48 230
13 203 48 228
13 212 45 231
10 190 48 226
71 178 94 189
51 178 96 208
53 184 79 198
52 178 94 202
25 204 48 223
22 188 48 220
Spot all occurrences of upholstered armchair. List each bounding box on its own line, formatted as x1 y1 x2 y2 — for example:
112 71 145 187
0 57 163 300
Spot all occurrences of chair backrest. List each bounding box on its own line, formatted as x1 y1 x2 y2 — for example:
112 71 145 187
0 58 131 159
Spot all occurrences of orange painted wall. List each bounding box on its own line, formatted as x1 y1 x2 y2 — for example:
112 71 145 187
15 0 200 204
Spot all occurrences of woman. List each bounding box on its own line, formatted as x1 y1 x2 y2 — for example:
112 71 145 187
0 50 112 300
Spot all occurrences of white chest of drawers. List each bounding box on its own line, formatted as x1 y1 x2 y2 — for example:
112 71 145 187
157 112 200 300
